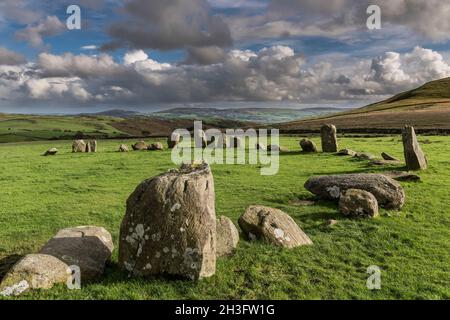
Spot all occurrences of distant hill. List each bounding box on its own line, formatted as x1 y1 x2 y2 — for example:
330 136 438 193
79 109 142 118
275 77 450 133
154 107 343 123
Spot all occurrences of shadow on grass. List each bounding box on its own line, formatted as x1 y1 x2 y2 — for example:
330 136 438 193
0 254 23 282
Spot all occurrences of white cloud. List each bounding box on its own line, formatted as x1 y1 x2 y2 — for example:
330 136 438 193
1 46 449 109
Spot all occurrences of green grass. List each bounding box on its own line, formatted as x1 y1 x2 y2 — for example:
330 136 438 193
0 115 128 143
0 136 449 300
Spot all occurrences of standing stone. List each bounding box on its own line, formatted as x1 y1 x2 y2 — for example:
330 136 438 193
119 162 216 280
238 205 313 248
119 144 129 152
85 143 91 153
72 140 86 153
320 124 338 152
339 189 379 218
167 133 181 149
402 126 427 170
88 140 97 153
39 226 114 282
222 134 229 148
300 138 318 152
0 254 69 296
216 216 239 257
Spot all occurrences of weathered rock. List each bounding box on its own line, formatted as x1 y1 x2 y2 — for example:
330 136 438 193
402 126 427 170
216 216 239 257
383 171 421 182
320 124 338 152
43 148 58 156
132 141 149 151
148 142 164 151
339 189 379 218
337 149 357 156
238 205 313 248
381 152 399 161
222 134 229 148
326 219 338 226
354 152 376 160
119 162 216 280
88 140 97 153
39 226 113 282
72 140 86 153
369 159 402 166
300 139 318 152
268 145 288 152
304 173 405 209
0 254 69 296
119 144 129 152
167 133 181 149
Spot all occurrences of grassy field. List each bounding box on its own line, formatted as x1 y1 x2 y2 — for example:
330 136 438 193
0 115 129 143
0 136 449 300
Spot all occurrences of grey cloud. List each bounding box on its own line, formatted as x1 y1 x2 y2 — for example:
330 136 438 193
184 46 226 65
0 47 27 65
102 0 233 51
15 16 65 48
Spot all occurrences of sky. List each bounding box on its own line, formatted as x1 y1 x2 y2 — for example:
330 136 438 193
1 0 450 113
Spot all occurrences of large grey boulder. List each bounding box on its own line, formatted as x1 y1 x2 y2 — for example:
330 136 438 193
304 173 405 210
339 189 379 218
402 126 427 170
72 140 86 153
320 124 338 152
238 205 313 248
216 216 239 257
0 254 69 296
119 162 216 280
39 226 113 282
300 139 318 152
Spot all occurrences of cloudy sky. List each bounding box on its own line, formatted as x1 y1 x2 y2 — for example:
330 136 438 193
1 0 450 113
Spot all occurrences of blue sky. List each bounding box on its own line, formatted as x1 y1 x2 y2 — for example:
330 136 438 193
1 0 450 113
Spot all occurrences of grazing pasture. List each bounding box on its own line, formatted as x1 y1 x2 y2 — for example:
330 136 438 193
0 136 449 299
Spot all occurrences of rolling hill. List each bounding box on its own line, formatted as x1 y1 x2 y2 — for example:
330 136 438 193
275 77 450 133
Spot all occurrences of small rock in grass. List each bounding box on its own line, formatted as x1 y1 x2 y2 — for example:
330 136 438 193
119 144 129 152
238 205 313 248
326 219 338 226
339 189 379 218
43 148 58 156
381 152 400 161
337 149 356 156
0 254 69 296
216 216 239 257
300 139 318 152
132 141 148 150
148 142 164 151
